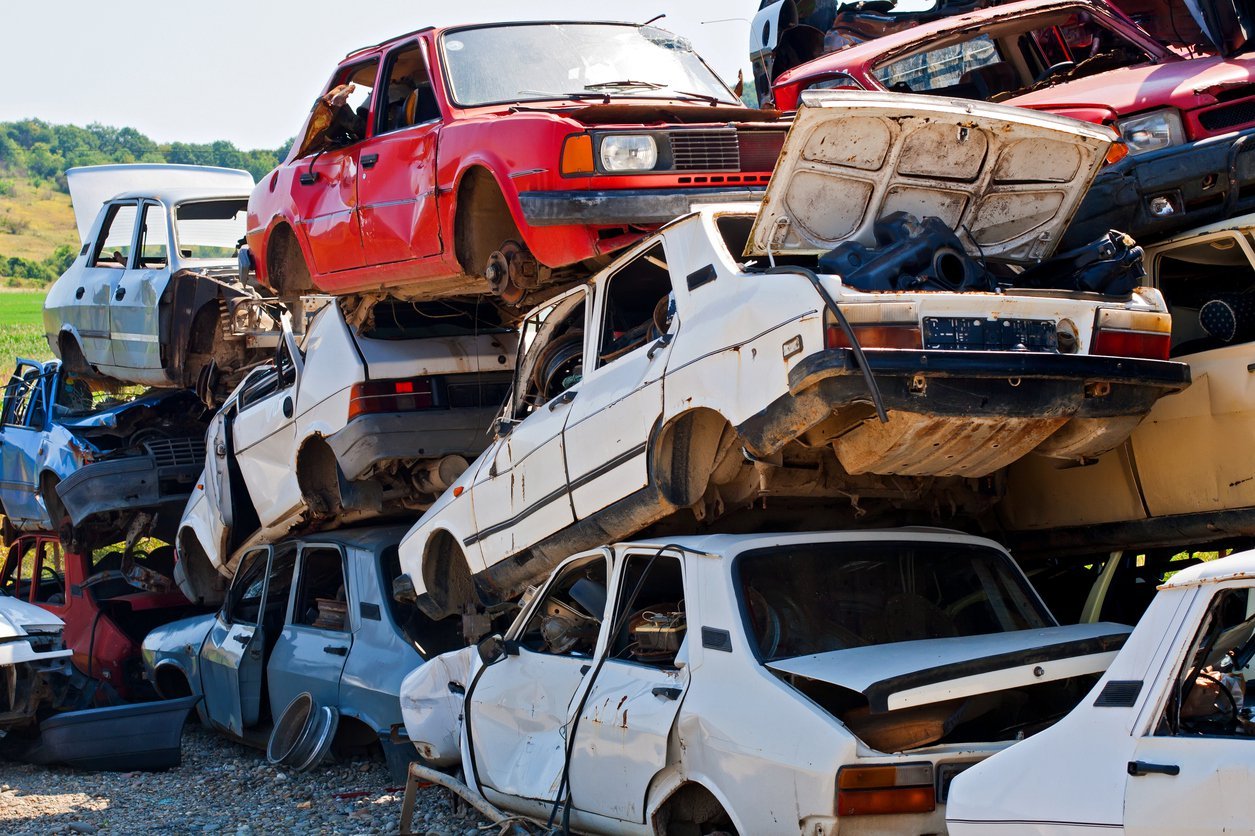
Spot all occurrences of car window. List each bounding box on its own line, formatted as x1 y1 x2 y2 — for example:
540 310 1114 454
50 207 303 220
175 199 247 260
293 547 348 632
874 34 1004 96
2 367 42 428
1154 234 1255 357
378 42 440 134
0 539 38 601
294 59 380 158
52 373 142 419
227 548 272 625
32 540 64 605
597 243 676 368
92 202 139 268
519 556 608 657
137 202 169 269
737 540 1053 661
1162 586 1255 738
237 343 295 412
608 554 686 668
512 291 586 419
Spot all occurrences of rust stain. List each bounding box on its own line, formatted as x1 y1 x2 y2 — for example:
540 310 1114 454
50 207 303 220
617 696 628 709
620 709 629 729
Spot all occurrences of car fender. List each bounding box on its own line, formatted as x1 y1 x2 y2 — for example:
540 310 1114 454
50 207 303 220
179 488 228 577
448 157 529 234
645 768 748 836
256 211 317 288
48 322 85 361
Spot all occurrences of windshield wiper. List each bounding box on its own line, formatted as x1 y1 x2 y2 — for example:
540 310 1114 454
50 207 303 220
584 79 667 91
673 89 730 105
515 90 604 100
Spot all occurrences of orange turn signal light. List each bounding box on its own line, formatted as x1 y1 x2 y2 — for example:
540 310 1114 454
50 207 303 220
561 134 595 176
453 486 465 498
1105 140 1129 166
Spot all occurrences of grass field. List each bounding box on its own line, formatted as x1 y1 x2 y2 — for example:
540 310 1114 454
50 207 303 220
0 288 51 363
0 178 76 262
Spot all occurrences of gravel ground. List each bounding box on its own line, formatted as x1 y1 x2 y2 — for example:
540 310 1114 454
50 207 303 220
0 723 493 835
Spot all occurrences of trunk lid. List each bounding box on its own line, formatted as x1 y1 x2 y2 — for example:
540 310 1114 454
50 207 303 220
745 89 1116 264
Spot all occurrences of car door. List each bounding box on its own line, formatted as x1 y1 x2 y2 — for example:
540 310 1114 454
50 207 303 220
200 545 296 735
563 241 679 520
289 59 379 276
266 544 353 717
356 40 443 265
0 363 49 525
568 550 691 821
75 201 139 370
467 553 609 806
469 288 586 564
231 333 304 530
1123 582 1255 834
108 200 169 373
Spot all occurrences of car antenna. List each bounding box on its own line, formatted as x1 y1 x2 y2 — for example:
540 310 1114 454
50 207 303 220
642 14 665 25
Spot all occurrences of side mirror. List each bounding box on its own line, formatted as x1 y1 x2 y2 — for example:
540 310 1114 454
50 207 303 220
477 634 510 665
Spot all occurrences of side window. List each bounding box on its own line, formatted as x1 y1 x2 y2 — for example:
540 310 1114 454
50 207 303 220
237 367 281 411
378 42 439 134
226 549 272 625
608 554 686 668
1164 587 1255 738
277 341 298 388
32 540 64 605
512 292 586 419
2 368 41 428
137 203 169 268
597 242 675 367
293 548 349 632
1 540 36 599
1155 236 1255 357
92 203 139 268
873 35 1007 98
520 557 608 657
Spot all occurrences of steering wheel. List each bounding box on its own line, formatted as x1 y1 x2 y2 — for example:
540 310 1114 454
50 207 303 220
1034 60 1075 84
1181 673 1240 735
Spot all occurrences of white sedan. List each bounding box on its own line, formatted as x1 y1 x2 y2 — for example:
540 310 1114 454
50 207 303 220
175 299 517 604
397 90 1190 623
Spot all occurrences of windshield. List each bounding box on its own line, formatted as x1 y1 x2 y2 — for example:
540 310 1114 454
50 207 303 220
54 373 147 419
175 199 247 260
440 23 737 106
737 540 1053 662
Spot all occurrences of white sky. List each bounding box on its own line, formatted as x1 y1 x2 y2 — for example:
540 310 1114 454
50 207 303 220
0 1 760 150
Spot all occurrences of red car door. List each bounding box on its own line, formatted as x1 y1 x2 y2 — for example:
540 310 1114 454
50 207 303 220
289 59 381 275
357 40 444 265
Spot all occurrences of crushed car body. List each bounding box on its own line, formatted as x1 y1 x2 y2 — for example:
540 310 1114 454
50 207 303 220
396 90 1191 623
401 529 1129 835
174 299 517 605
143 525 462 780
948 548 1255 834
0 359 207 546
0 592 71 732
245 20 787 310
772 0 1255 249
46 164 278 396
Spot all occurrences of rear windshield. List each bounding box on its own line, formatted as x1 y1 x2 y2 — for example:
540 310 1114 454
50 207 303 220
175 199 247 260
360 299 512 341
737 540 1053 662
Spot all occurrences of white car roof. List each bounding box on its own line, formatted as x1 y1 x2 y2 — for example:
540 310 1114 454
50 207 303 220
610 527 1009 558
1160 550 1255 589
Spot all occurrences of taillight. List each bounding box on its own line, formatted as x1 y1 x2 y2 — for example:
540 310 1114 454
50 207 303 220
836 763 936 816
1091 308 1172 360
825 303 921 350
348 377 437 420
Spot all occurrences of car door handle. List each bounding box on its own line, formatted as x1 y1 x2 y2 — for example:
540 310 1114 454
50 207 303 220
647 332 674 360
299 171 319 185
283 396 294 419
75 287 85 300
361 153 379 168
652 686 682 700
323 645 348 656
231 634 250 644
1127 760 1180 776
114 287 126 301
548 390 577 411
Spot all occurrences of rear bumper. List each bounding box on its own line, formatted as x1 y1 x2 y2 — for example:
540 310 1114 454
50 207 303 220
1064 127 1255 248
327 409 500 482
518 186 767 226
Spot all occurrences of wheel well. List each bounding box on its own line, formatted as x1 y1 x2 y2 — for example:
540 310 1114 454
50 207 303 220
454 167 520 277
39 472 65 523
421 530 476 619
153 664 193 700
188 303 221 354
331 714 380 759
652 782 737 835
58 332 91 376
295 436 343 517
652 409 739 507
265 223 312 299
175 528 228 606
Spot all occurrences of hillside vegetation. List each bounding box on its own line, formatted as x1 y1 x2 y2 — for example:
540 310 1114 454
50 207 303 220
0 120 289 282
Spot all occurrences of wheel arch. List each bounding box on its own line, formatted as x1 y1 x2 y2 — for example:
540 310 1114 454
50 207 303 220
262 217 315 298
649 407 741 508
417 527 476 620
647 773 744 836
451 164 528 277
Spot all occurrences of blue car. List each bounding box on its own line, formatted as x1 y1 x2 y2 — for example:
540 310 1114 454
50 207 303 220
141 524 460 779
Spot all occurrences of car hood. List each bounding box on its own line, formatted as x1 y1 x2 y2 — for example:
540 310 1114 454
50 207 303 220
745 89 1116 264
66 164 254 243
565 102 782 125
57 389 200 431
1008 53 1255 118
0 595 65 638
766 622 1131 713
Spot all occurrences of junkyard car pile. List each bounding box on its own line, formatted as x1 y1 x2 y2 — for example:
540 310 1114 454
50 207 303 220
7 3 1255 832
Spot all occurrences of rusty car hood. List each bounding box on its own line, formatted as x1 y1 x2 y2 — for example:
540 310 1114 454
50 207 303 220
746 89 1116 263
766 622 1131 713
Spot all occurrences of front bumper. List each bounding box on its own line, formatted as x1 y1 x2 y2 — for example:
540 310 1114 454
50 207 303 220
58 439 201 533
327 408 500 482
1064 127 1255 249
739 348 1191 477
519 186 767 226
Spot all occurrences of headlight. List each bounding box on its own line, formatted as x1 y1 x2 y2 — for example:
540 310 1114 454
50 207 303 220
1116 109 1184 155
599 135 658 172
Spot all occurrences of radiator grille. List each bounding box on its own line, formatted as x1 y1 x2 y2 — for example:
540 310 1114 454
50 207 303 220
737 130 787 172
670 130 740 171
143 437 202 470
1198 100 1255 133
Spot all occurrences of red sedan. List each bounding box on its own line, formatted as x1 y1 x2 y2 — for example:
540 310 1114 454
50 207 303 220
246 21 786 307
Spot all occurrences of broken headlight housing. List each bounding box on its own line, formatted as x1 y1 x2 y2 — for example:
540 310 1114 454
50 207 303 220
599 134 658 172
1117 109 1184 156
